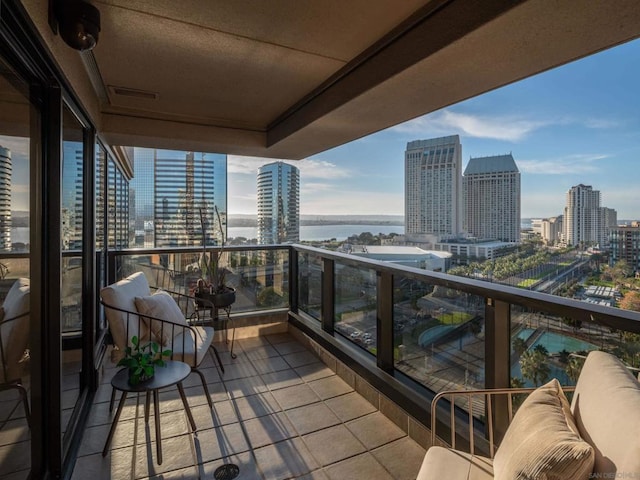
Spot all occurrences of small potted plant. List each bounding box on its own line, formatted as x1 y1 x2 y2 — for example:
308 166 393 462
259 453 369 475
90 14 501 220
195 206 236 309
117 335 172 385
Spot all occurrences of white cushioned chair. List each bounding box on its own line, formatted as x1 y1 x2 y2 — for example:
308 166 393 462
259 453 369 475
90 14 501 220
418 350 640 480
0 278 30 426
101 272 224 408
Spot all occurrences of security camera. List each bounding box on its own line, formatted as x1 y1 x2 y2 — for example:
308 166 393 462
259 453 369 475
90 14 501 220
56 0 101 51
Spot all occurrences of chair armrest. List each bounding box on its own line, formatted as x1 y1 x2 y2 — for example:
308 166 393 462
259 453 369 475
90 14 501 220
431 385 576 458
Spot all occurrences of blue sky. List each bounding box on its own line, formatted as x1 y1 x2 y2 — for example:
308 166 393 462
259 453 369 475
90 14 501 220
229 37 640 219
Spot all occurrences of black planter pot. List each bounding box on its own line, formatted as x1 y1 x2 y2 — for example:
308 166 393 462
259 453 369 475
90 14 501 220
195 287 236 309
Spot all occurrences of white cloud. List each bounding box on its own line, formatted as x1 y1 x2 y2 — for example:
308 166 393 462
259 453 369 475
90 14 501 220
518 154 609 175
227 155 350 180
391 110 549 141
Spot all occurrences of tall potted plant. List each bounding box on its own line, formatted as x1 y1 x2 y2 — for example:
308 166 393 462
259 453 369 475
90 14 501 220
195 206 236 308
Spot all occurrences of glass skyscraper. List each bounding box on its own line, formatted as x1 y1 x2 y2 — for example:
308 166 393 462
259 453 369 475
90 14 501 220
130 148 227 247
0 146 11 250
257 161 300 245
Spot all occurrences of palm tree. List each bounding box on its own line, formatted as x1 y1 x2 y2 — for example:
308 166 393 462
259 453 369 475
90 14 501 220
520 349 551 386
512 337 527 357
565 356 583 383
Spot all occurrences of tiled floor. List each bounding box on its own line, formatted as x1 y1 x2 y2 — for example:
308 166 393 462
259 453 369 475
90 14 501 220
71 332 427 479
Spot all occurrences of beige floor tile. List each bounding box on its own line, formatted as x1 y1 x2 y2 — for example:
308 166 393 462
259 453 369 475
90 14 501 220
282 351 321 369
0 418 29 447
271 384 321 410
78 419 139 456
224 375 269 399
0 441 30 478
242 412 298 448
135 409 190 441
294 363 335 382
191 423 250 464
285 403 340 435
262 369 303 390
295 470 330 480
72 447 136 480
324 453 393 480
219 360 258 381
302 424 366 467
232 392 282 421
324 392 377 422
273 340 309 356
346 412 406 450
253 437 319 480
308 376 353 400
134 433 196 478
371 437 426 480
242 344 280 362
252 356 291 375
237 336 273 350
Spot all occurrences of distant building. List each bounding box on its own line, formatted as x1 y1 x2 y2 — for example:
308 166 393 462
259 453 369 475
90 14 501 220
0 146 11 250
600 207 617 246
541 215 563 245
257 161 300 244
463 154 521 242
405 135 462 241
348 245 451 272
130 148 227 248
563 184 601 246
432 239 516 262
62 142 83 249
610 226 640 273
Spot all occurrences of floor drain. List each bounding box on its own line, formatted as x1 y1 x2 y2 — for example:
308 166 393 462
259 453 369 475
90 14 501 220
213 464 240 480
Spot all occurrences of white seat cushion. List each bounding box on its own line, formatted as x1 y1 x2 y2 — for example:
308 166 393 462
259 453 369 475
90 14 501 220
417 446 494 480
0 278 30 382
135 290 188 346
100 272 151 356
571 350 640 476
493 378 594 480
170 326 214 367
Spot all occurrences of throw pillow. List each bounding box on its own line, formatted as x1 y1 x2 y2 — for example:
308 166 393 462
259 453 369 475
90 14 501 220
493 378 594 480
135 290 188 346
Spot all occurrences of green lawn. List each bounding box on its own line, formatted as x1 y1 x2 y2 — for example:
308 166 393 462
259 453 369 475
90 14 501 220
435 312 473 324
518 278 538 288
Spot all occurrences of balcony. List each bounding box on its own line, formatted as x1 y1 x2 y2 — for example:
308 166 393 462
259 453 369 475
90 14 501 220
11 243 633 479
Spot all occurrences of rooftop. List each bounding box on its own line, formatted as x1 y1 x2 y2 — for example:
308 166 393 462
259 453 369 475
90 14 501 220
464 154 519 175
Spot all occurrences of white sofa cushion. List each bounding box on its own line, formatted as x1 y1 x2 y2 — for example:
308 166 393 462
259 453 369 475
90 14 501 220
134 290 188 346
100 272 151 358
417 446 494 480
0 278 30 382
493 378 594 480
171 326 214 367
571 350 640 476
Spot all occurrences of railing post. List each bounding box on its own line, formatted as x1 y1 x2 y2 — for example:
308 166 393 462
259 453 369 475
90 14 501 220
485 297 511 442
321 258 334 334
377 271 394 373
289 247 298 313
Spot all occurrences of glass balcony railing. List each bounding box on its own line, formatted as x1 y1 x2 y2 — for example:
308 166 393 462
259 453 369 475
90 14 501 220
105 243 640 444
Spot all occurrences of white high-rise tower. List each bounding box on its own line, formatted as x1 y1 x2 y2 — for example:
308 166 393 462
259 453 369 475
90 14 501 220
564 184 601 246
257 162 300 244
463 154 521 242
405 135 462 241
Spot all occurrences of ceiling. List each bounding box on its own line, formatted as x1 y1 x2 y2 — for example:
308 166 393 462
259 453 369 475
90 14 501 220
22 0 640 159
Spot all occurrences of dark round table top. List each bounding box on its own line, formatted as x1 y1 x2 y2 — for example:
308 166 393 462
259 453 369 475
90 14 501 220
111 360 191 393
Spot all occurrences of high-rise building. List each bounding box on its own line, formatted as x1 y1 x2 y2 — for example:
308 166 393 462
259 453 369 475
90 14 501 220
610 226 640 274
600 207 618 246
405 135 462 240
130 148 227 247
62 142 83 249
463 154 521 242
541 215 564 245
257 161 300 244
0 146 11 250
563 184 601 246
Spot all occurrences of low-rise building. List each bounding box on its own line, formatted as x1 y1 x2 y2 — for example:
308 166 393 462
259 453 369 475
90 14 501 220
347 245 451 272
